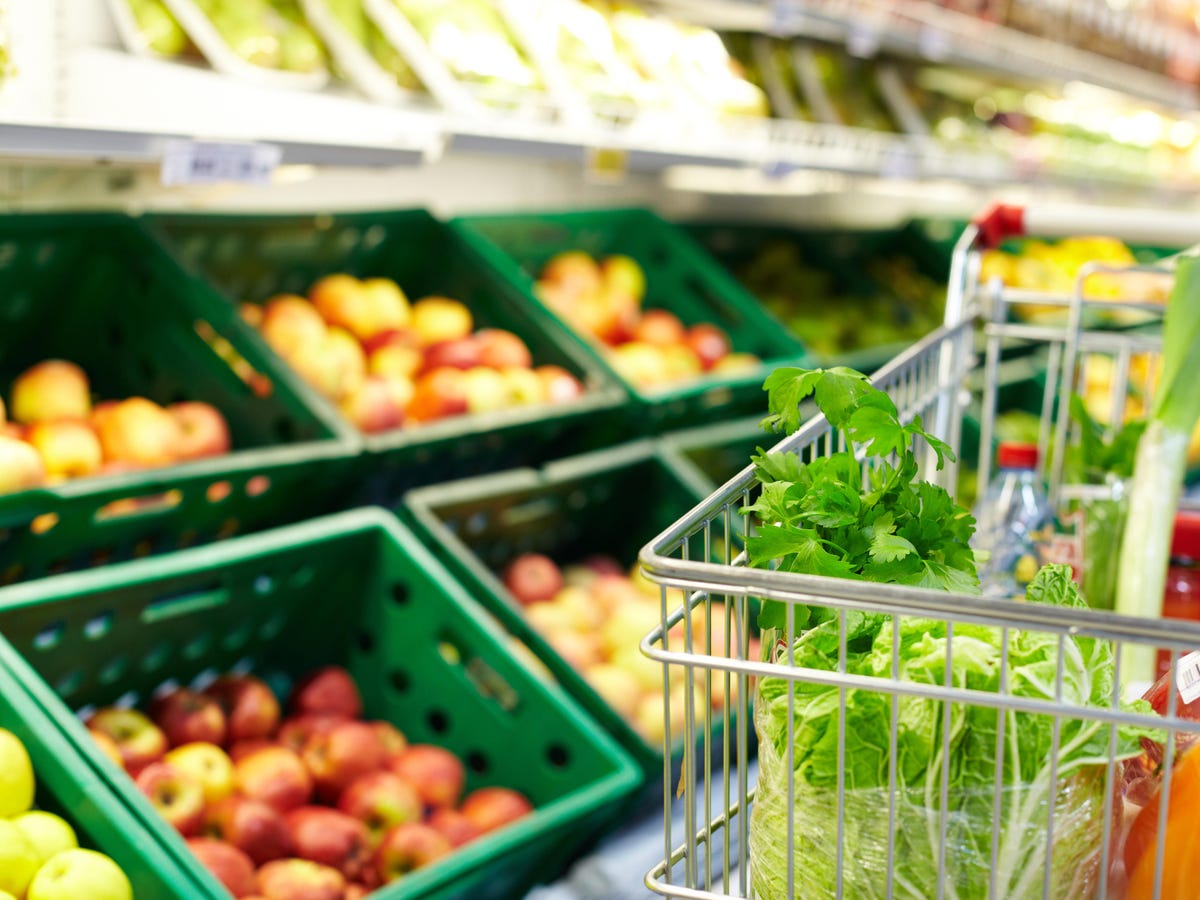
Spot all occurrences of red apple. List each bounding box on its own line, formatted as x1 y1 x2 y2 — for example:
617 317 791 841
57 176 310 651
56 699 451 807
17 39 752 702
387 745 464 810
369 722 407 761
338 771 422 844
256 859 345 900
10 359 91 425
96 397 183 467
289 666 363 720
203 796 294 866
87 708 167 772
407 368 469 423
203 675 281 743
427 808 482 848
187 838 256 898
583 555 624 576
151 689 228 748
88 729 125 770
234 746 313 813
164 742 235 804
503 553 563 606
534 366 585 404
136 762 206 836
25 420 103 480
278 715 344 755
475 329 533 369
685 323 731 371
374 822 452 883
339 375 407 434
168 402 231 460
460 787 533 834
302 721 388 799
286 806 373 882
633 309 686 346
420 338 482 373
229 738 277 763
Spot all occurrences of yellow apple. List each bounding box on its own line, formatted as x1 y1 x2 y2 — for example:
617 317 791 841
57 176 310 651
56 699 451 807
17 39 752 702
10 360 91 425
12 811 77 868
0 727 34 817
26 848 132 900
0 820 38 897
0 436 47 495
584 664 641 719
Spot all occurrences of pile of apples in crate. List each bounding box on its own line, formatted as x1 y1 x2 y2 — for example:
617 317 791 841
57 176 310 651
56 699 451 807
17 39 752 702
0 360 230 496
0 727 134 900
243 275 587 434
533 252 760 390
86 666 532 899
504 554 759 746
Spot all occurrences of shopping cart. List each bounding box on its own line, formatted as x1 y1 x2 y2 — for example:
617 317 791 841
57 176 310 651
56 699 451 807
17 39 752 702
639 205 1200 899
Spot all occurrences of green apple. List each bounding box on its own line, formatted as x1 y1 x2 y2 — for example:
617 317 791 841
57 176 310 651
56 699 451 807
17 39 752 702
0 890 19 900
27 849 132 900
0 727 34 817
0 820 39 897
13 811 78 867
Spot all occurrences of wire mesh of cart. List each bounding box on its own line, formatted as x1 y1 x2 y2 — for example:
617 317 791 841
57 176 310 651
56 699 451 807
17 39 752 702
639 205 1200 899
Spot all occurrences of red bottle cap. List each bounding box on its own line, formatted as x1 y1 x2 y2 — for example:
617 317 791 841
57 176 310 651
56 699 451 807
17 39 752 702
996 442 1038 470
1171 512 1200 561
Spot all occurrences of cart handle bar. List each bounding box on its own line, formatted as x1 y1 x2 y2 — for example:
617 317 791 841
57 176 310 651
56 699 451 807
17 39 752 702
974 203 1200 249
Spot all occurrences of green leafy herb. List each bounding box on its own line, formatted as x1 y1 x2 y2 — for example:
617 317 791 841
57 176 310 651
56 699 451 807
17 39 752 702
750 367 978 631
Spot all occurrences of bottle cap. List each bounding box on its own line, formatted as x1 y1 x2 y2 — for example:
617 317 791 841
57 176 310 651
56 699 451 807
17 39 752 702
997 442 1038 470
1171 512 1200 561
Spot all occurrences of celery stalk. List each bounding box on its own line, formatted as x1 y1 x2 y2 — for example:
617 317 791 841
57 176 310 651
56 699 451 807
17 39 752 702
1115 255 1200 683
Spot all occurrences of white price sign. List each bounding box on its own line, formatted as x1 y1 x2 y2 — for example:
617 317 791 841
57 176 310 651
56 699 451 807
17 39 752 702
161 140 282 187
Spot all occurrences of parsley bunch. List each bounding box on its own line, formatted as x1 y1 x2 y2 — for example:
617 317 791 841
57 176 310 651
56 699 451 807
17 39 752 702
747 367 980 630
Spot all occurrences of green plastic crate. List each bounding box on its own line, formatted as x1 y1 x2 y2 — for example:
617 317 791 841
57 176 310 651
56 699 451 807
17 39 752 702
686 220 950 374
0 508 641 900
403 441 753 786
0 213 354 585
145 210 630 501
659 415 769 495
453 208 809 430
0 655 207 899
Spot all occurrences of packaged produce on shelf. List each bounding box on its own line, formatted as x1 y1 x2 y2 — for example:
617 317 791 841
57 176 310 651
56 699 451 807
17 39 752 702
534 250 759 390
86 665 533 896
371 0 549 112
502 553 757 746
731 33 810 121
301 0 427 101
108 0 193 59
159 0 331 87
0 728 134 900
0 359 232 496
242 274 586 433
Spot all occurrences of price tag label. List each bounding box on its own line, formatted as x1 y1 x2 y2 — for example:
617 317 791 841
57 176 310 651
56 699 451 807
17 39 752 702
1178 650 1200 704
584 146 629 182
161 140 282 187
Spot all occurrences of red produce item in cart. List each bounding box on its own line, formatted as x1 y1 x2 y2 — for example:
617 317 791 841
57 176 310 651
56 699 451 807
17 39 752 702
1124 743 1200 898
1139 669 1200 767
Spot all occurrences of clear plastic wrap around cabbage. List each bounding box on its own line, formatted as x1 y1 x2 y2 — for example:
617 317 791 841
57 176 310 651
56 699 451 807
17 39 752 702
749 566 1150 899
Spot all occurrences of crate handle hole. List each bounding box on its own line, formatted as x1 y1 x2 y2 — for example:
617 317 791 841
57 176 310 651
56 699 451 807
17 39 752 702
246 476 271 498
387 669 409 694
30 513 58 535
545 743 570 768
95 490 182 523
390 583 410 606
141 642 172 673
437 640 461 667
206 481 233 504
33 620 65 651
99 655 130 685
142 585 229 624
84 611 113 641
426 709 449 734
466 750 489 774
56 669 83 698
254 575 274 595
357 631 375 653
465 657 520 713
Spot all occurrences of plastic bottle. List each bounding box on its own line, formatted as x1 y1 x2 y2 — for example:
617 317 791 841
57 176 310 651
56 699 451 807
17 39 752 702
972 442 1054 599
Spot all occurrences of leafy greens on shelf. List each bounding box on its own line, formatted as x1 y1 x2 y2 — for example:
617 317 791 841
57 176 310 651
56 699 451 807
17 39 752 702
748 366 979 633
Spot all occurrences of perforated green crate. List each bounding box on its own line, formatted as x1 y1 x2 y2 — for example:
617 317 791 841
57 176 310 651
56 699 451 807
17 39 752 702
0 654 208 899
453 208 810 430
145 210 630 502
0 508 640 900
0 213 355 585
403 441 755 790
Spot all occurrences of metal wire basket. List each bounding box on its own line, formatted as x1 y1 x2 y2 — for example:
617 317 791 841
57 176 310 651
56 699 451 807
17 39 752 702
639 205 1200 899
